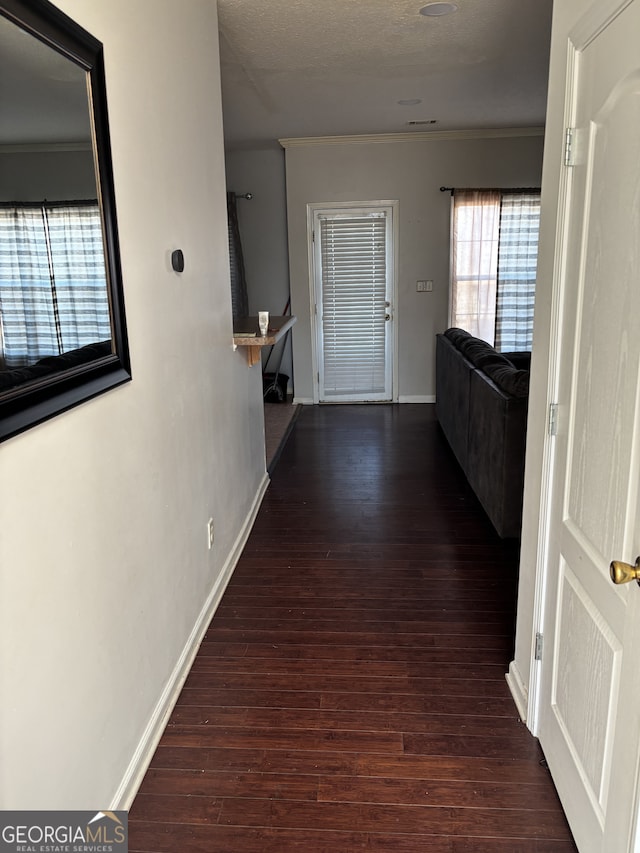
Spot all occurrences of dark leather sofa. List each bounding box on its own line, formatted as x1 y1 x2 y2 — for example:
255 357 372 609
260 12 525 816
435 328 530 538
0 340 112 392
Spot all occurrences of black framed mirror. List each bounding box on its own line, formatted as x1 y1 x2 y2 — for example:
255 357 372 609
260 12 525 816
0 0 130 441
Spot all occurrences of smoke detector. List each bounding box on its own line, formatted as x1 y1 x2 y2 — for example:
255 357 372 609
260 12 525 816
419 3 458 17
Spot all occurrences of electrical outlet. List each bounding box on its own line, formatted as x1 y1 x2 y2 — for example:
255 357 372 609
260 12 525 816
207 517 214 550
416 280 427 292
426 280 433 292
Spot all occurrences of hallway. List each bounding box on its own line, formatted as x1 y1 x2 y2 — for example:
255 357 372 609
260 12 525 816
129 404 577 852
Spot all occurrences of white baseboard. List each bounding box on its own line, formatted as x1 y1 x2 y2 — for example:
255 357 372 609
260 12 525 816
293 396 436 405
111 472 270 810
506 660 529 723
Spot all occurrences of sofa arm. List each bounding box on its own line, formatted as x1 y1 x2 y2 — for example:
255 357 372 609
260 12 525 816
435 334 474 470
467 369 528 538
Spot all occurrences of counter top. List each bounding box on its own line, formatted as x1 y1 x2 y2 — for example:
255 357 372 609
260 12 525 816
233 315 296 366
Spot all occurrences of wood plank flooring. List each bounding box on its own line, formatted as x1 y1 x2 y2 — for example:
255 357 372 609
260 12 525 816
129 404 577 852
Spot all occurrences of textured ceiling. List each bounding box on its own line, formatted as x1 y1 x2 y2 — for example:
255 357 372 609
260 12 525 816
0 1 553 148
218 0 554 149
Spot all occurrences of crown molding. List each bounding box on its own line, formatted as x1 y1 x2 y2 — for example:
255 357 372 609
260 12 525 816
279 127 544 149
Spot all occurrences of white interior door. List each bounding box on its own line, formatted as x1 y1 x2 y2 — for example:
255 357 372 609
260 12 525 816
538 3 640 851
311 204 395 402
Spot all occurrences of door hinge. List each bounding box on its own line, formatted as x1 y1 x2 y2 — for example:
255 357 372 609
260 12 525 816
535 632 544 661
312 230 315 243
564 127 575 167
548 403 558 437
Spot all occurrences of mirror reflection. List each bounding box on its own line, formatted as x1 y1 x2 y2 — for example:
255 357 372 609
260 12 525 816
0 11 113 380
0 0 130 442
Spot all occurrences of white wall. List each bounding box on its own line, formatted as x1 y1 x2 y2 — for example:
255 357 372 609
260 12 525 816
0 0 266 809
283 134 544 403
225 147 293 387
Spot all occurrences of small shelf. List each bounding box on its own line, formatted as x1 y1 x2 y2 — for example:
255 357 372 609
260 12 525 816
233 315 296 366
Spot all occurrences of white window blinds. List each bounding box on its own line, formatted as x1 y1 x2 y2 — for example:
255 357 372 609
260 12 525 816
318 212 388 399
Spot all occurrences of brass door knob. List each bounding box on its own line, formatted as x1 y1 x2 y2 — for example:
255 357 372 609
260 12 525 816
609 557 640 585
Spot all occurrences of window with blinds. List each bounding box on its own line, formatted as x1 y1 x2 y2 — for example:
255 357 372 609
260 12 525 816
0 201 110 367
450 189 540 352
315 209 392 401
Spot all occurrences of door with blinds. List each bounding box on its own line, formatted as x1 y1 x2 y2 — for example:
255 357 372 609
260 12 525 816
311 204 395 403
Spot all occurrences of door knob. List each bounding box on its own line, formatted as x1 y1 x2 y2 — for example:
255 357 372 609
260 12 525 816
609 556 640 586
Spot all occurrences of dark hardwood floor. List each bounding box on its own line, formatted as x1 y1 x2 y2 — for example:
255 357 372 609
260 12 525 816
129 404 577 852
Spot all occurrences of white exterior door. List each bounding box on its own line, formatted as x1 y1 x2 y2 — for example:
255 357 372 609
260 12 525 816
537 2 640 851
310 204 395 403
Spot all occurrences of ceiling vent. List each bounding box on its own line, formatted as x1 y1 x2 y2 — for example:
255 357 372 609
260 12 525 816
407 119 438 126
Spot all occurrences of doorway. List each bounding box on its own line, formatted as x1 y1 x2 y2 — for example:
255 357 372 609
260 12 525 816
308 202 397 403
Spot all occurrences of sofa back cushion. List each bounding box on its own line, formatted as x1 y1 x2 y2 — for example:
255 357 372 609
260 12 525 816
483 362 530 398
443 327 472 348
442 328 530 394
459 338 513 370
502 351 532 371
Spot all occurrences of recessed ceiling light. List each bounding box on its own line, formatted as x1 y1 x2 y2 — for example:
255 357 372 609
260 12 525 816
398 98 422 106
419 3 458 16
